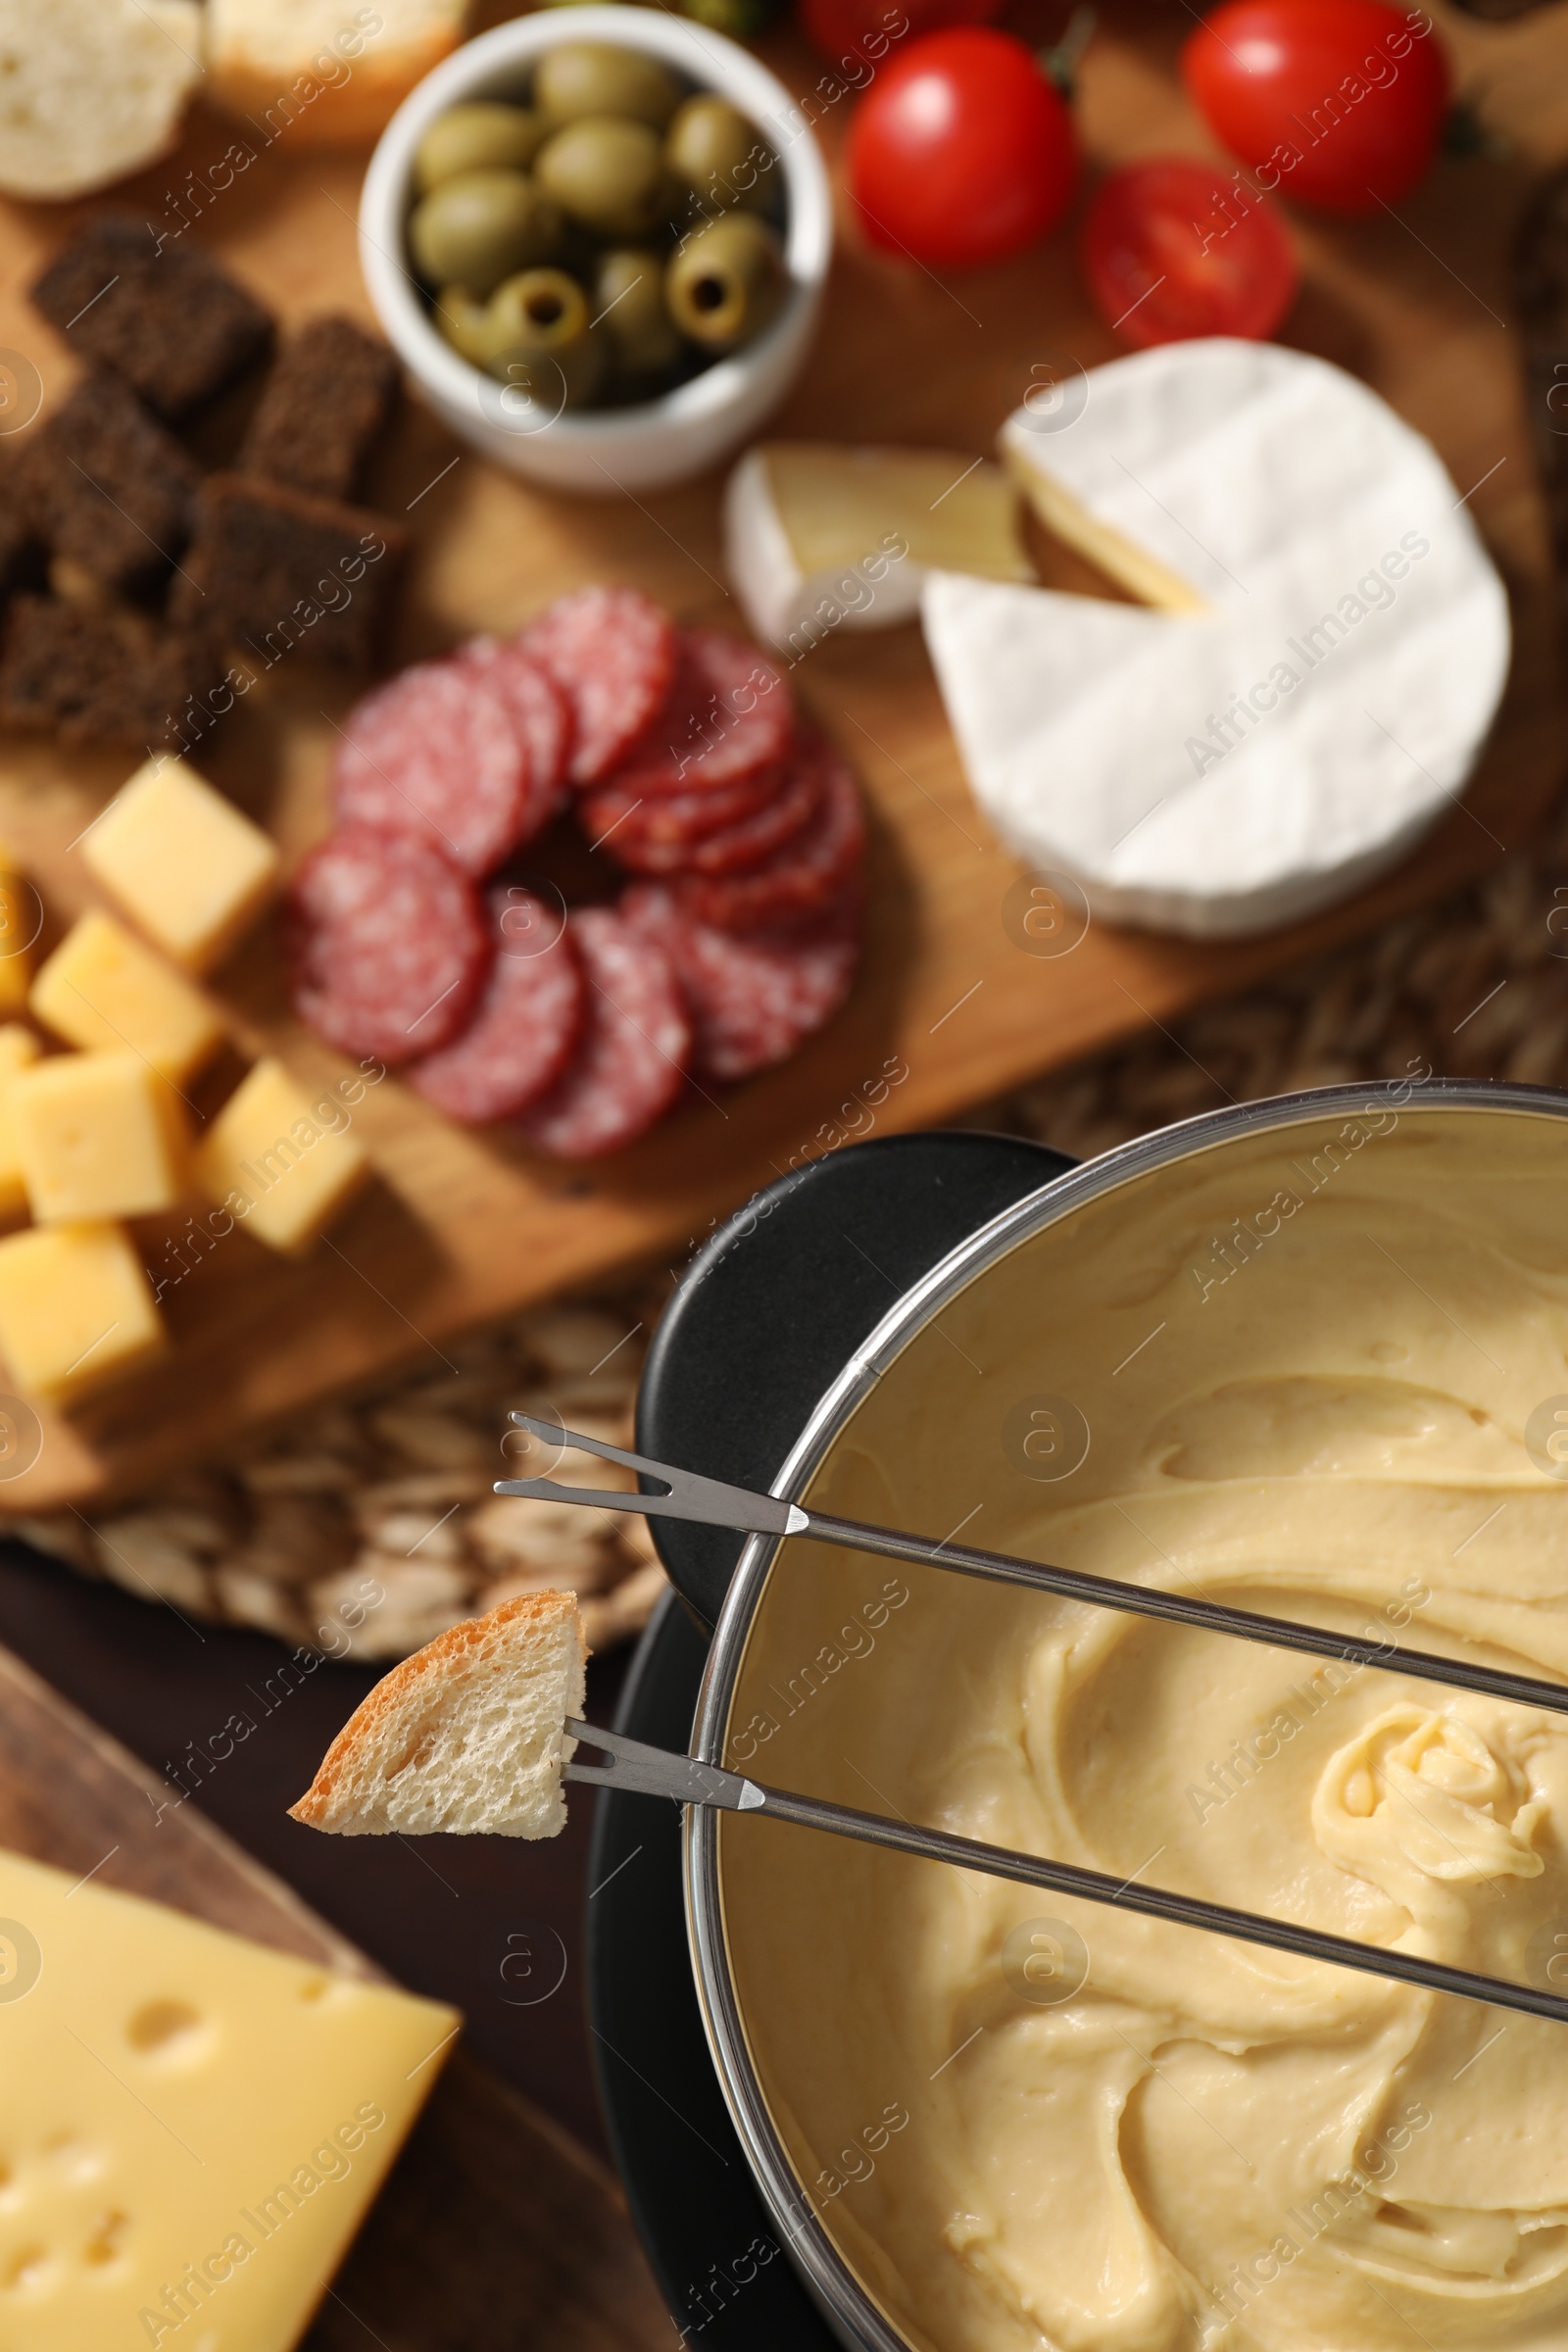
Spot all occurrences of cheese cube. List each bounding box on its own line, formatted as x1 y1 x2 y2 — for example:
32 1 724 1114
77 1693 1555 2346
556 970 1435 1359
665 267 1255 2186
14 1052 189 1222
0 1023 40 1216
82 755 280 973
0 1220 165 1402
0 1844 458 2351
0 840 36 1012
196 1055 369 1255
30 908 223 1082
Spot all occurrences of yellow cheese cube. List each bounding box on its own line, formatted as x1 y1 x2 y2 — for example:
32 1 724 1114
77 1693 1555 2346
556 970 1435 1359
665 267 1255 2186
195 1056 369 1256
13 1051 189 1223
0 1022 40 1216
82 755 280 973
0 1220 165 1402
0 841 36 1012
0 1844 458 2352
29 909 223 1083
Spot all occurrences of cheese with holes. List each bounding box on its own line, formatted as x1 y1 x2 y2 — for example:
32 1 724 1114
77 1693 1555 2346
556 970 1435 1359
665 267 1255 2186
0 1844 458 2349
724 442 1031 653
13 1052 189 1223
0 1025 41 1218
923 339 1510 938
82 757 279 974
0 1221 165 1401
195 1058 369 1256
29 912 224 1084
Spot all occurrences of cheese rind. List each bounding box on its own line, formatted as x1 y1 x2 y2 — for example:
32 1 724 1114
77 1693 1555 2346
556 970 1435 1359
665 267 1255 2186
724 442 1032 653
82 756 279 973
29 910 224 1083
195 1056 369 1256
0 1843 459 2351
13 1051 189 1223
0 1219 165 1401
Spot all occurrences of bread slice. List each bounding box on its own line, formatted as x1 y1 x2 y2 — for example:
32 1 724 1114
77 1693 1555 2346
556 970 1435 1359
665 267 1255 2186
290 1589 587 1839
205 0 469 146
0 0 202 201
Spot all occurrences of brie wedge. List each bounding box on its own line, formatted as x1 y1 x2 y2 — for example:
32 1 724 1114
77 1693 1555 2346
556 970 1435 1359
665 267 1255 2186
924 339 1509 938
724 441 1031 656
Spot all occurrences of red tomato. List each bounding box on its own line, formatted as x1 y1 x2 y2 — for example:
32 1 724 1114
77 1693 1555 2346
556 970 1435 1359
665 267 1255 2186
845 27 1078 270
1080 159 1298 346
799 0 1000 69
1182 0 1449 213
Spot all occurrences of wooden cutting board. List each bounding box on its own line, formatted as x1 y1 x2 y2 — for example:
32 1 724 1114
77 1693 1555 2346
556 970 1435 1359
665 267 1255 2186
0 0 1562 1516
0 1635 672 2350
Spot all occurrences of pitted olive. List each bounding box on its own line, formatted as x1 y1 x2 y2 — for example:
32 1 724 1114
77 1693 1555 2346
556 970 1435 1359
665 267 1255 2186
483 267 606 410
534 116 675 242
665 212 784 350
415 103 545 192
665 95 770 211
409 169 562 296
594 247 684 381
533 43 681 130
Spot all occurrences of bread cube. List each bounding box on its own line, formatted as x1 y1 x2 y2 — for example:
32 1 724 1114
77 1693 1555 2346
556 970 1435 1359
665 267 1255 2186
30 909 223 1082
0 1220 166 1403
82 756 279 973
14 1052 189 1223
195 1056 369 1255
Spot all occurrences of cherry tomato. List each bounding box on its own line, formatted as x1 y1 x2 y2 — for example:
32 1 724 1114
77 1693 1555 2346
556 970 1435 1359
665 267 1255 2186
1182 0 1449 214
846 27 1078 270
1080 159 1298 347
799 0 1000 69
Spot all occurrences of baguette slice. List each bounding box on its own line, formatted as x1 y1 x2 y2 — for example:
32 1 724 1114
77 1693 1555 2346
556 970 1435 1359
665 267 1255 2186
0 0 203 201
205 0 468 146
291 1588 587 1839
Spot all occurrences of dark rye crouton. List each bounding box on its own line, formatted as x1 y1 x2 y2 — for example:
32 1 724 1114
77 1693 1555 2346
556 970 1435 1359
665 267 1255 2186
0 593 218 749
171 473 406 670
17 371 199 593
30 215 274 419
238 316 398 501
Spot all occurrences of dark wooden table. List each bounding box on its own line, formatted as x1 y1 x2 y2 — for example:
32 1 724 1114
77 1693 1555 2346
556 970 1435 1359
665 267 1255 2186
0 1536 631 2161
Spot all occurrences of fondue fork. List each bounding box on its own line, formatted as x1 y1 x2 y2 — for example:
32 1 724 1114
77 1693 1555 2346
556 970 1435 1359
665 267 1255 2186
497 1414 1568 1725
563 1717 1568 2025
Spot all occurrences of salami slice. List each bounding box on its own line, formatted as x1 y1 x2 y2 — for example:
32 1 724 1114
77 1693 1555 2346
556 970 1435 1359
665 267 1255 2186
577 760 781 857
593 751 821 878
457 637 572 842
611 629 793 799
521 586 676 787
672 735 866 933
410 887 583 1123
289 825 489 1065
622 881 860 1082
332 659 531 876
514 905 691 1159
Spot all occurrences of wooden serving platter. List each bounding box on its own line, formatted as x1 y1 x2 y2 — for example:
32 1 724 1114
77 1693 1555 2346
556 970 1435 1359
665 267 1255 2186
0 1633 672 2350
0 0 1563 1514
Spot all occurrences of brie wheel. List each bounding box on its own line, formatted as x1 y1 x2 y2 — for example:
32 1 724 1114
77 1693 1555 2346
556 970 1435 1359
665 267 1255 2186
925 339 1510 939
724 442 1031 655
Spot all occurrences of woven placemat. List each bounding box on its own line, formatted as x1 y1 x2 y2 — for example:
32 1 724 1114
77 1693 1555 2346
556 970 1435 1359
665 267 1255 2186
18 788 1568 1658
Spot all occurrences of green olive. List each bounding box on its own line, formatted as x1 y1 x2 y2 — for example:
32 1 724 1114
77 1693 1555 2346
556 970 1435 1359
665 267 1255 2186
415 103 545 193
664 95 769 212
434 285 495 366
533 42 681 130
534 116 674 242
483 268 606 410
593 247 683 382
665 212 784 352
409 169 562 296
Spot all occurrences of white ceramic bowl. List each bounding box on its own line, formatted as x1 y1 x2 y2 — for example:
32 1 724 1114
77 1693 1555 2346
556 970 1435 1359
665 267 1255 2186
360 5 833 496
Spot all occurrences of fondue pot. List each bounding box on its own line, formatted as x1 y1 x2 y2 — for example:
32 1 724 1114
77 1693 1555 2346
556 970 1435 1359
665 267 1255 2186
585 1079 1561 2352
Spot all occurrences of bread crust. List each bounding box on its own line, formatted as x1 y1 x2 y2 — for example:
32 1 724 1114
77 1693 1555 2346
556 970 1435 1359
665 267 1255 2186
289 1587 585 1829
